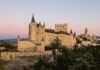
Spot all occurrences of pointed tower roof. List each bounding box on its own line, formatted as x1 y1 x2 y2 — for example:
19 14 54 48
31 13 35 22
85 27 88 32
70 29 73 34
85 27 88 35
17 35 20 41
43 22 45 27
74 32 76 37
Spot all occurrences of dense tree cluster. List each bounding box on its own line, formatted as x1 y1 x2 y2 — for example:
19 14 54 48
34 38 100 70
97 40 100 44
0 60 5 70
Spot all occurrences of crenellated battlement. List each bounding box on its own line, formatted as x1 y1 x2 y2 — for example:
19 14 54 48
55 23 67 32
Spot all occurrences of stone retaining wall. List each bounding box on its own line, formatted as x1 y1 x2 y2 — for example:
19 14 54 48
0 51 52 60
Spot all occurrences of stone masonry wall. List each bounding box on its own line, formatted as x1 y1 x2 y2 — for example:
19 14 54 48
0 51 52 60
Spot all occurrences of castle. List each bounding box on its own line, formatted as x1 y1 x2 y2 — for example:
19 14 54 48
17 14 76 52
1 14 98 61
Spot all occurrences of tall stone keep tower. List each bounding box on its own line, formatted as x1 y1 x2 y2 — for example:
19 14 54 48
29 14 45 44
55 24 67 32
29 14 37 42
36 22 45 44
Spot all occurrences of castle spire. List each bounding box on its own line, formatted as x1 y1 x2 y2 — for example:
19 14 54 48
31 13 35 22
17 35 20 41
73 32 76 37
70 29 73 34
43 22 45 27
85 27 88 35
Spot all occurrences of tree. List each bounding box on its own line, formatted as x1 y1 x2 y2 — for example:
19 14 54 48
34 42 100 70
0 60 5 70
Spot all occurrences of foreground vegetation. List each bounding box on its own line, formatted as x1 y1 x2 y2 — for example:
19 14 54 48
34 45 100 70
0 59 5 70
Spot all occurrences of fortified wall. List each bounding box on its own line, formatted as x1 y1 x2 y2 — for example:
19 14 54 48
0 51 52 60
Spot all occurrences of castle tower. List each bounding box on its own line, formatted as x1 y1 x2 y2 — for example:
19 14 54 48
55 24 67 32
43 22 45 27
73 32 76 37
29 23 31 40
92 34 96 42
29 14 37 42
70 29 73 35
36 22 45 44
84 27 88 35
31 13 35 22
17 35 20 41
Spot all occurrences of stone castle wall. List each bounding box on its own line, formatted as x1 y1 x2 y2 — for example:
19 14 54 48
45 32 57 45
45 32 76 47
18 40 36 52
0 51 52 60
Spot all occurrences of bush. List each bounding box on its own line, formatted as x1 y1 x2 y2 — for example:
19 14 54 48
34 45 100 70
97 40 100 44
0 60 5 70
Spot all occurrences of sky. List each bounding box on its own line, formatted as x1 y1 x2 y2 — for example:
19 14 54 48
0 0 100 39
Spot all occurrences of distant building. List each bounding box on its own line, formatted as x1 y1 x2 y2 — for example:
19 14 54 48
17 14 76 52
77 27 97 47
